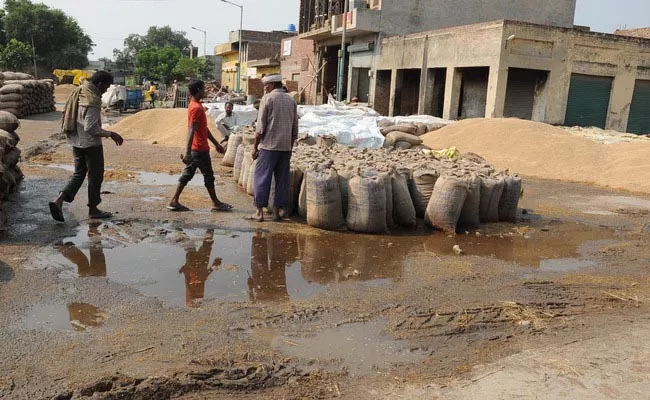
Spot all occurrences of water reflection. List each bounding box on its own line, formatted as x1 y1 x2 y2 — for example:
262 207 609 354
179 229 219 307
56 223 106 277
67 303 105 330
247 232 296 303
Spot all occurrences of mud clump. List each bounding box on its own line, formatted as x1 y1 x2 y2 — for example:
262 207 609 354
50 360 303 399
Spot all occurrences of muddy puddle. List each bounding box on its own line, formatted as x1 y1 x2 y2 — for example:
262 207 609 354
22 302 105 331
257 320 429 376
31 220 615 308
39 164 203 186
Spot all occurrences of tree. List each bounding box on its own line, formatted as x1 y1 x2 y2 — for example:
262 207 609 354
171 57 215 81
135 46 182 83
0 38 32 72
1 0 94 69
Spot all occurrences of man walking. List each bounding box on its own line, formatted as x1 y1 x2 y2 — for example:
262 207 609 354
167 79 232 212
49 71 124 222
248 74 298 222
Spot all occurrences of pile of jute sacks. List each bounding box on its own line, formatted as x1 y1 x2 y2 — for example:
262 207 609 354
0 110 24 230
223 130 522 235
0 71 56 118
378 119 446 150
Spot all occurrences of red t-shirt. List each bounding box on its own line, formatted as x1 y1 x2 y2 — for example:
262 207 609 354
188 99 210 152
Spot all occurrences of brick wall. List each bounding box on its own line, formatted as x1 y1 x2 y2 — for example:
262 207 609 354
280 36 316 104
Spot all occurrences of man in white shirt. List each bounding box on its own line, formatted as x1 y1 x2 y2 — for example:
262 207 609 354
215 101 239 144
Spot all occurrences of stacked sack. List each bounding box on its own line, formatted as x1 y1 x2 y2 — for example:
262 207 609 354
378 120 446 150
0 71 56 118
0 110 24 230
229 133 522 235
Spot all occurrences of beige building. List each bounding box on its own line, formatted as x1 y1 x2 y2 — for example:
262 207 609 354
374 20 650 133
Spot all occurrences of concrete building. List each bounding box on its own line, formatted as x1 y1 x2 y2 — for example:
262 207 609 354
215 30 295 93
299 0 576 104
375 20 650 133
298 0 650 133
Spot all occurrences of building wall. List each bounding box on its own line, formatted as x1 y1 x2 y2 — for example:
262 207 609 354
378 0 575 37
373 20 650 132
280 36 317 104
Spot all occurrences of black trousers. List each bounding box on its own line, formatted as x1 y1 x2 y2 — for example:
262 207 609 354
61 145 104 207
179 150 216 188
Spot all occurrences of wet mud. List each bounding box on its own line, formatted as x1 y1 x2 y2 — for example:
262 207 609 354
3 120 650 399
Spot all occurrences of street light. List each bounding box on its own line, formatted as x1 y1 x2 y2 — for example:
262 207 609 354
191 26 207 57
221 0 243 92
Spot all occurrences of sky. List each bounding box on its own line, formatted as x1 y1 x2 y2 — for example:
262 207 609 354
5 0 649 60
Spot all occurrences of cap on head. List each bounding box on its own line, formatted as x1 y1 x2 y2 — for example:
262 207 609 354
262 74 283 84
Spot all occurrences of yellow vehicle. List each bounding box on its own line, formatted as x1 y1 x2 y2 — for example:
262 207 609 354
52 69 94 85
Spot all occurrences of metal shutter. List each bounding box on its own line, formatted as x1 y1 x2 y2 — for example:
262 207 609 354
504 69 537 120
627 79 650 134
564 74 612 129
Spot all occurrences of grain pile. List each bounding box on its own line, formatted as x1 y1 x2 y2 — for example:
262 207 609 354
422 118 650 194
54 84 77 103
0 72 56 118
0 111 24 230
232 133 521 234
110 109 219 147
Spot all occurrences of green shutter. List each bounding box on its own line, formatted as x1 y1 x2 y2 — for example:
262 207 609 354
627 80 650 134
565 74 612 129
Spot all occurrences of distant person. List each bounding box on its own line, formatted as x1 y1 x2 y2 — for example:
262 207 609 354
49 71 124 222
215 101 239 143
247 74 298 222
147 81 157 108
167 79 233 212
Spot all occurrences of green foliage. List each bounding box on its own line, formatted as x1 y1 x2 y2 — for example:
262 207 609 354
135 46 182 83
0 38 32 71
1 0 94 69
171 57 215 81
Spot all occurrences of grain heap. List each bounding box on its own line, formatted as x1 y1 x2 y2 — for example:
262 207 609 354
0 71 56 118
230 131 522 235
0 110 24 229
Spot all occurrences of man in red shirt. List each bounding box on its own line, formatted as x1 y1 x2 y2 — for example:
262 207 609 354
168 80 232 212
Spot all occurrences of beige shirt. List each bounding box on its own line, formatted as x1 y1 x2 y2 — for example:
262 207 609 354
67 105 111 148
255 89 299 152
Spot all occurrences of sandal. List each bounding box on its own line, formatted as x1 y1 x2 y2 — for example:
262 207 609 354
211 202 233 212
243 214 264 222
49 202 65 222
89 211 113 219
167 204 191 212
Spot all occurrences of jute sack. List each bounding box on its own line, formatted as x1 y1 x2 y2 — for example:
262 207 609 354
246 159 257 195
385 131 423 146
298 173 308 217
0 84 23 95
413 170 439 218
0 94 22 103
233 144 246 182
221 134 243 166
347 174 388 234
397 167 423 219
0 129 18 147
240 152 253 188
268 167 303 214
479 177 505 223
394 141 412 150
337 168 355 218
0 111 19 132
425 176 469 234
380 124 416 136
3 147 21 167
391 172 417 228
306 169 344 231
379 172 395 228
0 101 22 110
1 72 34 81
0 108 21 118
498 175 522 222
458 175 482 228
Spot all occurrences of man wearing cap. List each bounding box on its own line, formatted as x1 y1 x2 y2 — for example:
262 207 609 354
248 74 298 222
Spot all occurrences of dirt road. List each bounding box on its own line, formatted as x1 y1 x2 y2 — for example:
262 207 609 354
1 111 650 399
